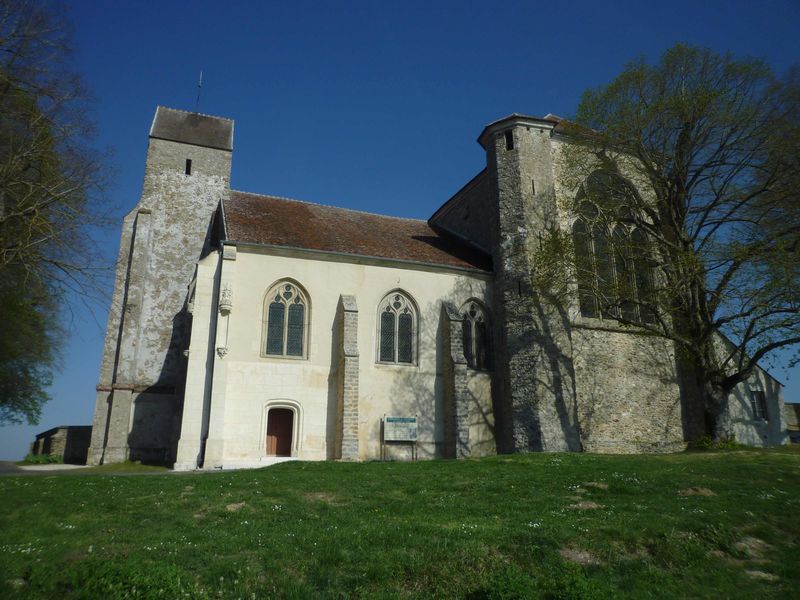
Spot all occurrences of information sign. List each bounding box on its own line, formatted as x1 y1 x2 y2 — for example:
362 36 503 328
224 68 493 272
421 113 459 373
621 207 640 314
383 416 418 442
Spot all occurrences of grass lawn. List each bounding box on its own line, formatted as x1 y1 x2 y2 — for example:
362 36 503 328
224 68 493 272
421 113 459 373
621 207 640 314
1 448 799 599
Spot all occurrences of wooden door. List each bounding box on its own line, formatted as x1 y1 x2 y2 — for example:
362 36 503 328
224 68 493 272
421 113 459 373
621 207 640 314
267 408 294 456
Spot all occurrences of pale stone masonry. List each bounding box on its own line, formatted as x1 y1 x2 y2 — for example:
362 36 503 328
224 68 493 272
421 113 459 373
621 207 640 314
88 107 787 469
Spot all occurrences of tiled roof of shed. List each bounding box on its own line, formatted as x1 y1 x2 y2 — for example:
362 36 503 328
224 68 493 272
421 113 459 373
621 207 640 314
223 191 492 272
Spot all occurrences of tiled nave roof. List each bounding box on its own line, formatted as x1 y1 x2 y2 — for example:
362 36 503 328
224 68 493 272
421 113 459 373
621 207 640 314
222 191 492 272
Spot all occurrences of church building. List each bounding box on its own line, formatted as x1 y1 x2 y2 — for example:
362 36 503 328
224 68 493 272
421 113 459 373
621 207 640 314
87 107 786 469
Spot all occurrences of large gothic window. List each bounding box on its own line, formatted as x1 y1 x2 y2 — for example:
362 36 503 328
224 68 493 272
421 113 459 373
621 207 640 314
571 172 657 324
460 300 490 370
377 291 417 365
264 281 309 358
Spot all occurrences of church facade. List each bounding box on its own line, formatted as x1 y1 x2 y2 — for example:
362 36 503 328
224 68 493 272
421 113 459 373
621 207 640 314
87 107 786 469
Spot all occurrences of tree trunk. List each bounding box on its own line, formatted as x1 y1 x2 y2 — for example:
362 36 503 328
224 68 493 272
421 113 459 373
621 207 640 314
704 378 733 441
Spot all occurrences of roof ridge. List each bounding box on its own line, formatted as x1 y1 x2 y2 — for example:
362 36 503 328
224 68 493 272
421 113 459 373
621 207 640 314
156 105 234 123
228 189 429 223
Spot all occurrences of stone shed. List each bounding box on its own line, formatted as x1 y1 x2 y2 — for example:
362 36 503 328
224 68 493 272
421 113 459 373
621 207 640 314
30 426 92 464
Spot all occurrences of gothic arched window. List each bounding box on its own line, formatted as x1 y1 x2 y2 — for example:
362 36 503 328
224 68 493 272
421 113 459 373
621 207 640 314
264 280 309 358
613 225 637 322
460 300 490 370
631 227 657 324
572 171 656 324
377 291 417 364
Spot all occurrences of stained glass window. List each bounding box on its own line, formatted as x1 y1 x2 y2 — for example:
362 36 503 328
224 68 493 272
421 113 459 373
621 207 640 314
264 281 308 358
377 291 416 365
398 313 413 363
266 300 285 355
380 310 395 362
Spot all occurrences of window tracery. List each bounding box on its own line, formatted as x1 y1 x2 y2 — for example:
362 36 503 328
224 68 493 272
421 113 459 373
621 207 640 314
460 300 490 370
264 281 309 358
377 291 417 364
571 171 657 324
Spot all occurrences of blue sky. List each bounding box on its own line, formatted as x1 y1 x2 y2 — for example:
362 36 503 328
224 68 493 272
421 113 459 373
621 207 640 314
2 0 798 459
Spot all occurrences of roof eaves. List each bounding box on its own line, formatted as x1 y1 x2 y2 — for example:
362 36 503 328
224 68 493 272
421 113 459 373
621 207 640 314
477 113 557 148
227 239 493 275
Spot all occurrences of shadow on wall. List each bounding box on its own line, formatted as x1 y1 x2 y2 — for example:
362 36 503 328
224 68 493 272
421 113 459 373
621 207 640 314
728 371 786 446
126 307 192 466
326 301 343 460
571 322 685 453
31 426 92 464
384 279 496 460
527 288 582 452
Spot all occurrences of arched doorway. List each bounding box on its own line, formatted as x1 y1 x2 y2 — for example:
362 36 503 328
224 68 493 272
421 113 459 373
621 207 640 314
266 408 294 456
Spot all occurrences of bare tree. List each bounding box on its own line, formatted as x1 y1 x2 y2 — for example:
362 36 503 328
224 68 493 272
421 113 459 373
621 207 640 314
540 45 799 441
0 0 111 424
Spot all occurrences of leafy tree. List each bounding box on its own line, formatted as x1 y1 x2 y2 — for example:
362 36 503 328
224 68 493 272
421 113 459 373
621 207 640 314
548 45 799 440
0 264 58 424
0 0 109 424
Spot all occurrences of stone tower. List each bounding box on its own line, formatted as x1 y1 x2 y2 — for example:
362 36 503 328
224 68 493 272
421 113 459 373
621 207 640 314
430 114 583 453
479 115 582 453
87 107 233 465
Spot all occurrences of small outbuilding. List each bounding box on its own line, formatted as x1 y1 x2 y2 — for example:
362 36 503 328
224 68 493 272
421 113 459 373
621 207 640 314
30 426 92 464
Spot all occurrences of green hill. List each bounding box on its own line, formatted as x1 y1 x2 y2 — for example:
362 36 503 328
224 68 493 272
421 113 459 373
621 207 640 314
2 448 799 598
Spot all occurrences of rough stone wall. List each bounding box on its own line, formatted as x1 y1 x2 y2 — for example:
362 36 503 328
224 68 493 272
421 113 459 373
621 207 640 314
429 171 495 253
88 114 232 465
131 139 231 387
32 426 92 463
486 122 581 453
572 327 684 452
337 295 360 460
442 302 471 457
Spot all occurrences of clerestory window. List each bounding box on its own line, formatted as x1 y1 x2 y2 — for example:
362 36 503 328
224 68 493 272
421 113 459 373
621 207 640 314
460 300 490 370
377 291 417 365
263 280 309 358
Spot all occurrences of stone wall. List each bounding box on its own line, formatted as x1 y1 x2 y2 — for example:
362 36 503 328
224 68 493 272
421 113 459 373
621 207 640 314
482 118 581 453
31 426 92 464
572 327 684 452
429 171 495 254
728 365 787 447
175 246 493 469
88 108 233 465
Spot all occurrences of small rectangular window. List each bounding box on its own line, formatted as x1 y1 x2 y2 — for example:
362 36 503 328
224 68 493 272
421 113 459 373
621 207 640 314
750 390 768 420
531 178 536 195
185 159 192 175
504 130 514 150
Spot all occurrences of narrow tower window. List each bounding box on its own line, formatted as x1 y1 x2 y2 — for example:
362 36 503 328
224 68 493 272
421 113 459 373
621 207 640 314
185 158 192 175
531 178 536 195
504 130 514 150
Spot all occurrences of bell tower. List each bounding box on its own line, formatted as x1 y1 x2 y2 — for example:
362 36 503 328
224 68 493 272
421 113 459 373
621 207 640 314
88 107 234 465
